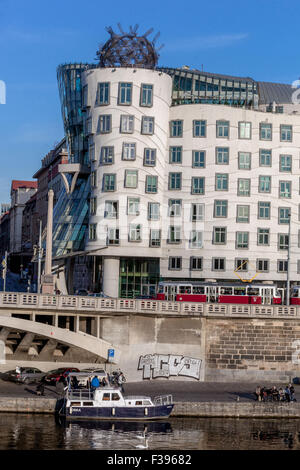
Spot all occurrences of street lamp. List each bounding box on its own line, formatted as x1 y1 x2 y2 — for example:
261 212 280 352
286 209 291 306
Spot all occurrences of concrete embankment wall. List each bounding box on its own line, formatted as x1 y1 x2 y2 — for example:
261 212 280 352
0 397 300 418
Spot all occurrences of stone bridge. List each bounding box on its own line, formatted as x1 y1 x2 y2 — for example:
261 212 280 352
0 292 300 382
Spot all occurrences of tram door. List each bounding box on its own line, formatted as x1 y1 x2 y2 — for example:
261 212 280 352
207 286 217 303
277 288 285 304
165 285 177 301
261 288 272 305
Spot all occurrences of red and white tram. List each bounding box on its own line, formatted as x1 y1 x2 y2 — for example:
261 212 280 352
156 281 282 305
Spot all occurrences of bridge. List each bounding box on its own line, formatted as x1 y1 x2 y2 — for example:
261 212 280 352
0 291 300 383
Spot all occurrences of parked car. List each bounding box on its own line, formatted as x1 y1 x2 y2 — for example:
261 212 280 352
44 367 80 385
3 367 46 384
75 289 89 296
87 293 111 298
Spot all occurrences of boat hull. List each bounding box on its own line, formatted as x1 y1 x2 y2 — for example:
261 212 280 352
65 404 174 421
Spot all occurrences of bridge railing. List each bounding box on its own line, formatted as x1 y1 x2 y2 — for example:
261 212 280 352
0 292 299 318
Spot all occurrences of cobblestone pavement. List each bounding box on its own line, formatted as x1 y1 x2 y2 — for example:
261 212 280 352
0 378 299 403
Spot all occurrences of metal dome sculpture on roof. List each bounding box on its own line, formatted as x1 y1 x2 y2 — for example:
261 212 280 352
96 24 164 68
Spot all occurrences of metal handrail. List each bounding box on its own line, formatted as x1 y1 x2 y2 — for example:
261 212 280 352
66 388 94 401
153 394 173 406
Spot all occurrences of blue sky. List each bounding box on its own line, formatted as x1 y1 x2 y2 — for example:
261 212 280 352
0 0 299 203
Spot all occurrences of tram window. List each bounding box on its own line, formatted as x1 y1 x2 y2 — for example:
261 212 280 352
193 286 205 294
275 289 282 297
179 286 191 294
247 288 259 296
220 287 232 295
234 287 246 295
292 289 299 297
158 285 164 293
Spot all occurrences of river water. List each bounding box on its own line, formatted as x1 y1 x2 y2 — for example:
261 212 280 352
0 414 300 450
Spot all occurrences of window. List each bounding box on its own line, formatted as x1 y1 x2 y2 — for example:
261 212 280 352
239 121 251 139
236 205 249 223
280 124 292 142
82 85 88 107
279 181 291 198
129 224 142 242
140 84 153 107
278 260 288 272
127 197 139 215
216 147 229 164
212 258 225 271
169 257 182 270
214 200 228 218
100 146 114 165
86 117 93 135
190 257 203 271
259 176 271 193
193 120 206 137
168 226 181 243
107 228 119 245
89 144 95 162
90 197 96 215
169 172 182 190
149 229 161 247
168 199 182 217
145 175 158 193
259 123 272 140
258 202 271 219
259 149 272 167
91 171 97 188
98 114 111 133
103 174 116 192
120 115 134 133
280 155 292 172
105 201 118 218
148 202 160 220
213 227 226 244
122 143 136 160
141 116 154 135
170 120 183 137
192 177 205 194
189 230 203 248
238 152 251 169
144 148 156 166
89 224 97 240
191 203 204 221
257 259 269 272
97 82 110 105
278 234 289 250
258 228 269 246
192 150 205 168
238 178 250 196
124 170 138 188
215 174 228 191
235 259 248 271
118 82 132 105
169 146 182 163
236 232 249 249
279 207 290 224
216 120 229 138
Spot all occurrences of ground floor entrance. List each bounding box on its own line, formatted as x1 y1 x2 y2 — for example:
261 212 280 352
119 258 160 298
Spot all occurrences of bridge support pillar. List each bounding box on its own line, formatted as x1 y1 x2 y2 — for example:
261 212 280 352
102 257 119 298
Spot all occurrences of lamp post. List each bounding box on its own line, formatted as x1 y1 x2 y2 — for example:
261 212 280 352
286 209 291 306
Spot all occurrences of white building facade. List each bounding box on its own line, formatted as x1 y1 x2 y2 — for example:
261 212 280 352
61 65 300 298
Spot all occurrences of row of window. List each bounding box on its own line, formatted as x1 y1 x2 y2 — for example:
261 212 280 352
92 144 295 171
92 171 294 197
83 82 154 108
170 120 293 141
87 114 155 136
89 223 291 251
168 257 289 273
91 199 291 224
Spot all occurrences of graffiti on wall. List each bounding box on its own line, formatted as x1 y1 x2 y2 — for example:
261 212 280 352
138 354 202 380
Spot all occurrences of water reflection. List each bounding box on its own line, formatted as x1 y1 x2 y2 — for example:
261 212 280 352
1 414 300 449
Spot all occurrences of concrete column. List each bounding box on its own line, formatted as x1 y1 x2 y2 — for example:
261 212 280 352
45 189 54 275
102 257 120 298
